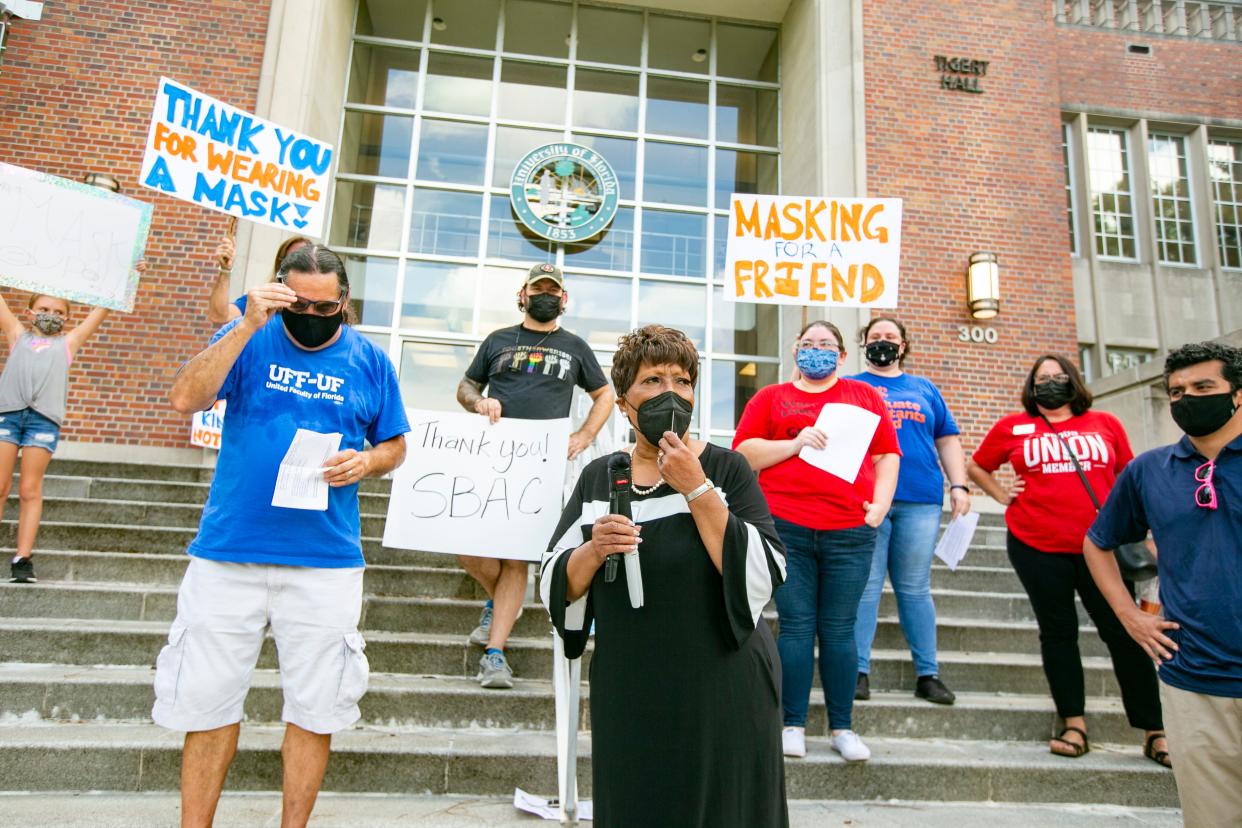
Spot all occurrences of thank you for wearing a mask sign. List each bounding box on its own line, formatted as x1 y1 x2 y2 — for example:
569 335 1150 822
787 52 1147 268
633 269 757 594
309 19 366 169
383 410 571 562
139 77 333 237
725 195 902 308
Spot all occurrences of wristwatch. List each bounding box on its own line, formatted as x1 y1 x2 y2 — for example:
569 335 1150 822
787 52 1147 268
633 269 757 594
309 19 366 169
685 478 715 502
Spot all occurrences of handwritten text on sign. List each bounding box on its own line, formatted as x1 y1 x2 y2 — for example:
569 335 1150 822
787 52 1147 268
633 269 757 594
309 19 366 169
383 411 571 562
190 400 226 450
725 195 902 308
0 163 152 312
139 77 333 237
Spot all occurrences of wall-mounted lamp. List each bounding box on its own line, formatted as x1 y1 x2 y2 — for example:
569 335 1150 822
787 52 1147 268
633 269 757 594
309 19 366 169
966 252 999 319
82 172 121 193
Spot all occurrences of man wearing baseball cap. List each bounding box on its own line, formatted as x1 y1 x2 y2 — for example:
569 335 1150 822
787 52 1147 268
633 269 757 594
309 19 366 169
455 262 615 688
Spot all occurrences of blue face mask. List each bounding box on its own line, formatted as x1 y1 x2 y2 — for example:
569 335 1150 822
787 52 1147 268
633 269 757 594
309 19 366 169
796 348 838 380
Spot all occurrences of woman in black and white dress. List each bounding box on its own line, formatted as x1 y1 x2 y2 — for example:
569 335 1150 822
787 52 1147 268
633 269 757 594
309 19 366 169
540 324 788 828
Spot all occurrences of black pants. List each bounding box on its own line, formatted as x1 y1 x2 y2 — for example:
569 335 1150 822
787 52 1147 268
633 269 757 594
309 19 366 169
1007 532 1163 731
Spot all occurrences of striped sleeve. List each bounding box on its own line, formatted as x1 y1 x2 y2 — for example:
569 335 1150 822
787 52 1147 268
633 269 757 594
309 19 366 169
538 460 607 659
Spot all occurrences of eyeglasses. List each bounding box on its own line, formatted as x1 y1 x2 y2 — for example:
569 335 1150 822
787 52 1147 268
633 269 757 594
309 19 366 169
1035 373 1071 385
277 276 346 316
798 341 841 352
1194 460 1218 510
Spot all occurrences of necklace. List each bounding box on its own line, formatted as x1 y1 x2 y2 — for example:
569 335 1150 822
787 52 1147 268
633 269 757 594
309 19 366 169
515 323 555 353
631 478 665 496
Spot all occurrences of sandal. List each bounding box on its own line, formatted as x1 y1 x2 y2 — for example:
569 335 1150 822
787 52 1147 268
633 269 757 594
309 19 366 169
1050 726 1090 758
1144 732 1172 768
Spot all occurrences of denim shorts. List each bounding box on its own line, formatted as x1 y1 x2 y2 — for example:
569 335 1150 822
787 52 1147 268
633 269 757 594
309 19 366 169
0 408 62 453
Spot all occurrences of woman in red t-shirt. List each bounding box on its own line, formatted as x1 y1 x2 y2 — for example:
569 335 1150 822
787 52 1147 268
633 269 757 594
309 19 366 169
734 320 901 763
967 354 1166 763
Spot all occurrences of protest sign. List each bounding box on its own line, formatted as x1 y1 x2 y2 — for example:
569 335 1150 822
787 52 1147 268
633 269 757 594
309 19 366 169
139 77 333 237
0 163 152 311
190 400 226 449
725 195 902 308
384 410 571 561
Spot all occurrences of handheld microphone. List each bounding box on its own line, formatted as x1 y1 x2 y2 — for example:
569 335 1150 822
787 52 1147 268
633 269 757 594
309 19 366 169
607 452 643 608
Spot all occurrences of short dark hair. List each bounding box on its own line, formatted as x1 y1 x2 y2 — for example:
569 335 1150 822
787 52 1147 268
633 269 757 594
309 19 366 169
611 325 699 395
1021 354 1093 417
798 319 845 350
1163 341 1242 393
277 244 355 325
859 315 910 364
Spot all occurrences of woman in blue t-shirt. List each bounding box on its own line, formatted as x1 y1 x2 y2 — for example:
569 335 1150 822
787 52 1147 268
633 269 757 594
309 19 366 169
850 317 970 705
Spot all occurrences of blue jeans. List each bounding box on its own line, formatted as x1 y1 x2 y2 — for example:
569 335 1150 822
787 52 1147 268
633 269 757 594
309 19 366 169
853 501 942 677
773 516 876 731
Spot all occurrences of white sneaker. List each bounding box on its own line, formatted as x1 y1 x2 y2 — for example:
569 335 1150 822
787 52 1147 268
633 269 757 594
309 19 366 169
781 726 806 758
830 730 871 762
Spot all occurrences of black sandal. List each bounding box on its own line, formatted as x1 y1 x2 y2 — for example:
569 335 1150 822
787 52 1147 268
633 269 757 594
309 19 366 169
1144 732 1172 768
1050 726 1090 758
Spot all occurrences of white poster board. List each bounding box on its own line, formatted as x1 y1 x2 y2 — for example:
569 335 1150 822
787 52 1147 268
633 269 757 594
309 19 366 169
190 400 226 449
725 195 902 308
0 162 152 311
139 77 333 237
383 410 571 561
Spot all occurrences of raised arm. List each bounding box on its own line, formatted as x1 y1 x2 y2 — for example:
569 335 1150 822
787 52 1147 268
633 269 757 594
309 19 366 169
207 236 242 326
65 307 110 356
0 296 25 349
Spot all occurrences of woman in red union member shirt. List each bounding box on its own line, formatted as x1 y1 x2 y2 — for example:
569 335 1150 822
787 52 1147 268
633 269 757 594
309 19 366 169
967 354 1168 765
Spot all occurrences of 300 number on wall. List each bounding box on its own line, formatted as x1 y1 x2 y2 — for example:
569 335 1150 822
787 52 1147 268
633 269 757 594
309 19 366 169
958 325 998 344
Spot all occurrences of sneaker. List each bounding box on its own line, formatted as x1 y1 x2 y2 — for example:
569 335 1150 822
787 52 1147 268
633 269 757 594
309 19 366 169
468 602 493 647
830 730 871 762
915 674 956 705
9 556 35 584
854 672 870 701
478 650 514 689
781 726 806 758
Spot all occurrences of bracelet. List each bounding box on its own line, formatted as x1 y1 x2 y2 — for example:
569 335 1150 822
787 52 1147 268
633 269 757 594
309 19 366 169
949 484 969 492
685 478 715 502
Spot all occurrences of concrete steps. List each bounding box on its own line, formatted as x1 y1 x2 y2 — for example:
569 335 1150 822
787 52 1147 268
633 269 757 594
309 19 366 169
0 459 1178 810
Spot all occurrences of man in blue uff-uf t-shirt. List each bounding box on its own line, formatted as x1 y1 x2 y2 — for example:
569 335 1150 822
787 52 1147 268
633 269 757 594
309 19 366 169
1084 341 1242 826
156 245 409 828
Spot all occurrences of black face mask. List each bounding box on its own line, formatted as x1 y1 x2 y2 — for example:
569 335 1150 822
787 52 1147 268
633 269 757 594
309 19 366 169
281 309 343 348
1170 391 1239 438
628 390 694 448
864 340 901 367
1033 378 1075 409
524 293 562 323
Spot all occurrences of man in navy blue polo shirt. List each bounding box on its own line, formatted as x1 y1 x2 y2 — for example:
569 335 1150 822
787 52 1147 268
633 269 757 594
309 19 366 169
1085 341 1242 827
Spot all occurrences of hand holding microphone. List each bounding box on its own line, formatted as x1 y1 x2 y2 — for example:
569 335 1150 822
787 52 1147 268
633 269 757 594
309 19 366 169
606 452 644 608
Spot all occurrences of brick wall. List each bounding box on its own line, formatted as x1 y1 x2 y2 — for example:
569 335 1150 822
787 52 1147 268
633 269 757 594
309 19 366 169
0 1 271 448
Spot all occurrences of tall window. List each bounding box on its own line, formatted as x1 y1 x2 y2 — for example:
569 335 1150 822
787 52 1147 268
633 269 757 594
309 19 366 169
1087 127 1138 260
1209 138 1242 269
336 0 782 441
1062 123 1078 256
1148 133 1196 265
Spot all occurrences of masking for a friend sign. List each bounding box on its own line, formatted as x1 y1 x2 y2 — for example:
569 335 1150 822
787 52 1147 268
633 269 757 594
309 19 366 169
725 195 902 308
139 77 333 237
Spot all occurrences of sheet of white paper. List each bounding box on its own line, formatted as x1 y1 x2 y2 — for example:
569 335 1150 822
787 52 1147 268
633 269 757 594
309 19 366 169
797 403 882 483
933 512 980 571
271 428 342 511
513 788 593 821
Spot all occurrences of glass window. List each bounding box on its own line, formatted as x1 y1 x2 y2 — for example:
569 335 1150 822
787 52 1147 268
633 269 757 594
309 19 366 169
564 207 635 272
561 273 632 347
409 189 483 256
415 120 489 185
343 255 398 327
1209 139 1242 269
716 85 778 147
430 0 499 50
399 341 476 412
715 23 778 83
339 112 413 178
571 134 636 200
715 150 777 210
346 43 421 108
1062 123 1078 256
423 52 494 117
573 70 639 133
498 61 567 124
357 0 427 43
486 195 555 261
638 281 706 349
712 286 780 356
711 359 779 432
477 266 526 331
576 5 641 66
1148 133 1196 265
642 142 708 206
1087 127 1138 260
491 126 562 187
401 260 477 332
330 181 405 250
503 0 571 58
648 14 710 75
645 77 709 140
641 210 706 278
